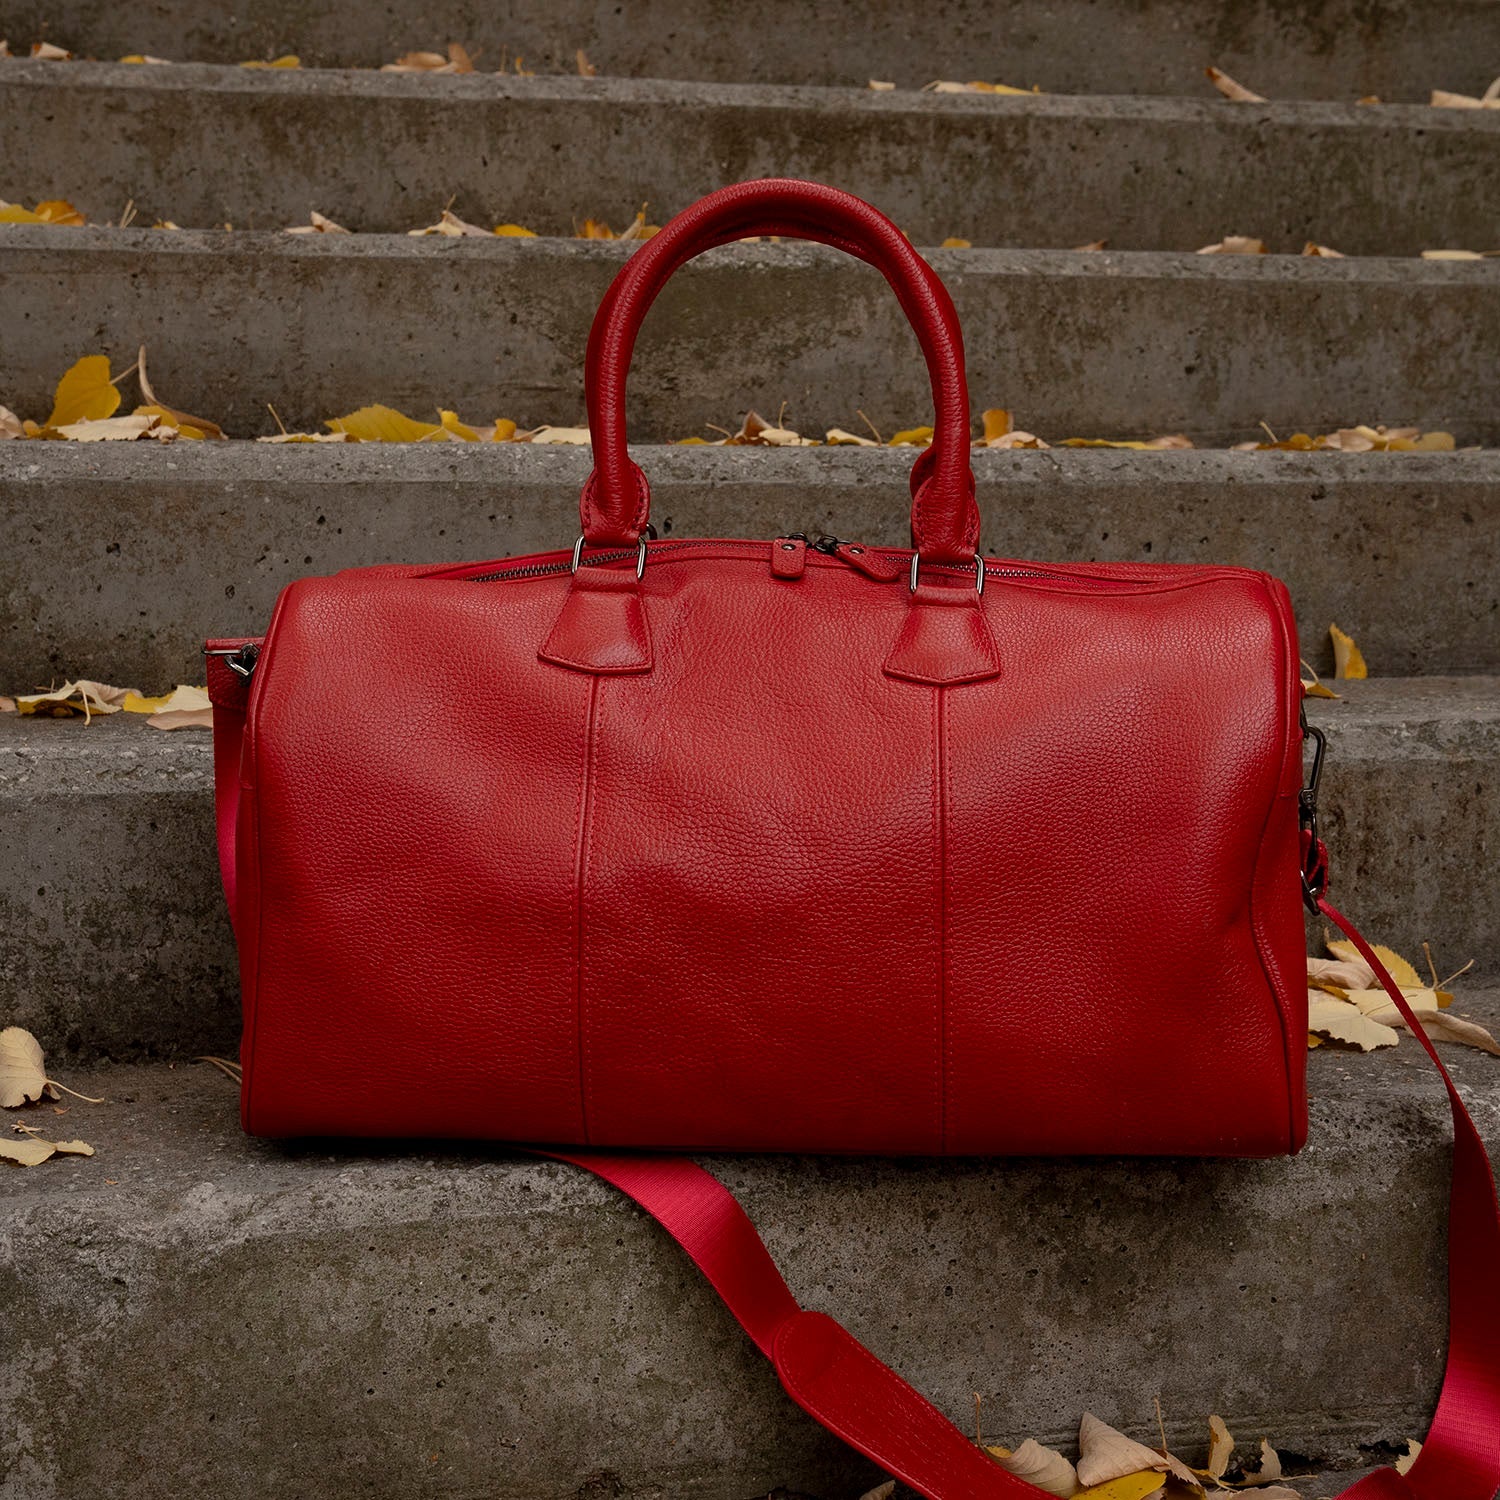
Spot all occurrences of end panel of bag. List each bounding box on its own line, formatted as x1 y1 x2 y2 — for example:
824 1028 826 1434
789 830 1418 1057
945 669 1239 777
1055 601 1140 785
237 570 596 1141
940 569 1305 1157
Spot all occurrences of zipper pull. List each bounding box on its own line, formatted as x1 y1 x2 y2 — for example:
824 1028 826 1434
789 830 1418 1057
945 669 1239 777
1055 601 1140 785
826 540 906 582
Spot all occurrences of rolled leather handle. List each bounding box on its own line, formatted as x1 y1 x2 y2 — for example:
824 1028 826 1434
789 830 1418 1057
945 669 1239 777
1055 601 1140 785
580 179 980 564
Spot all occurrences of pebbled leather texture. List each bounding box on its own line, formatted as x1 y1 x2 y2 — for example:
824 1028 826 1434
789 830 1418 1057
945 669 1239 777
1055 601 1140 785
213 181 1308 1153
221 539 1306 1150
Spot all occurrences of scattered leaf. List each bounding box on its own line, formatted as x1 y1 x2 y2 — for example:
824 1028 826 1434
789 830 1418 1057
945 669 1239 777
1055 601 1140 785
285 210 350 235
1077 1413 1170 1487
0 1026 103 1105
1074 1476 1165 1499
1243 1438 1283 1485
1396 1440 1422 1475
1197 236 1267 255
0 1134 95 1167
1206 1416 1235 1479
1328 624 1367 679
941 236 972 248
326 404 443 441
122 684 210 715
1206 66 1265 102
494 223 536 237
868 80 896 91
1325 939 1419 988
826 428 878 446
988 1438 1078 1496
408 209 494 238
857 1484 895 1500
46 355 122 427
12 679 134 720
890 425 935 446
382 43 474 73
0 405 23 440
1430 78 1500 109
1307 994 1400 1050
1302 242 1345 257
240 55 300 69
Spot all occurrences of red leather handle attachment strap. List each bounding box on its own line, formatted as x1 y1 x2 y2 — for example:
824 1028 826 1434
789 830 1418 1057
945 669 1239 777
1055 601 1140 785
581 179 980 563
542 906 1500 1500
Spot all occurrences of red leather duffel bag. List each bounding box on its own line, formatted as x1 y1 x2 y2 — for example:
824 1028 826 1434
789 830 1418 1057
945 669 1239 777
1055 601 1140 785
206 180 1499 1499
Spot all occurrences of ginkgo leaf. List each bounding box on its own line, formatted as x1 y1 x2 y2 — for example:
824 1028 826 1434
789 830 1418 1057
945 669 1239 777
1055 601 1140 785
1077 1413 1170 1487
1396 1440 1422 1475
1347 986 1439 1016
121 685 210 715
1307 995 1400 1050
1073 1475 1165 1499
941 237 972 248
285 211 350 235
521 425 592 444
0 1136 57 1166
440 410 481 441
1060 435 1192 450
1371 1006 1500 1055
1302 242 1345 257
13 679 134 719
988 1438 1078 1497
46 355 122 427
857 1484 895 1500
1243 1438 1283 1484
240 55 300 68
982 409 1012 442
326 405 443 442
0 405 23 439
54 414 167 442
257 430 352 443
890 425 934 446
408 209 494 238
1325 938 1419 988
826 428 878 446
494 223 537 237
1308 954 1375 991
1329 624 1367 679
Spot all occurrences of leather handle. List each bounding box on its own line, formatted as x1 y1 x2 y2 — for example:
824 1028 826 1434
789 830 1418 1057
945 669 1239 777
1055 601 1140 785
580 179 980 564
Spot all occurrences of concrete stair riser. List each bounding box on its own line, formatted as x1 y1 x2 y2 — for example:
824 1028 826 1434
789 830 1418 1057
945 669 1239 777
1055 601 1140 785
3 0 1500 98
2 447 1497 687
1 679 1496 1060
4 63 1499 254
2 1055 1495 1498
2 231 1497 444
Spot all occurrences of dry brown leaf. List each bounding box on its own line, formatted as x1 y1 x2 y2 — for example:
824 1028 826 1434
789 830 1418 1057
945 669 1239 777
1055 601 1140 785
1 1134 95 1167
1206 66 1266 102
826 428 878 446
1422 248 1487 260
575 48 597 76
285 211 350 235
1206 1415 1235 1478
135 346 225 439
0 1026 103 1106
408 209 494 238
12 679 134 720
1302 242 1345 257
1197 236 1267 255
1308 994 1400 1050
868 79 896 91
941 236 972 248
1379 1007 1500 1055
31 40 72 60
147 707 214 730
1077 1413 1171 1487
1396 1440 1422 1475
857 1484 895 1500
0 405 23 440
1430 77 1500 108
1308 954 1375 991
988 1438 1079 1496
1074 239 1108 251
1242 1438 1283 1485
518 425 592 445
54 414 168 442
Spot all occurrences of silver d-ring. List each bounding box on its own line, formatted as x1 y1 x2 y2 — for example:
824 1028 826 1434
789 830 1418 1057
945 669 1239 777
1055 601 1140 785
571 534 649 580
909 552 986 595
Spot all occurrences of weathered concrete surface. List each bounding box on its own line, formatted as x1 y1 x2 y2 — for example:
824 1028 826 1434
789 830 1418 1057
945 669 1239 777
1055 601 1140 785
3 0 1499 100
5 62 1498 254
3 445 1497 687
2 1050 1496 1498
2 230 1496 444
3 681 1498 1060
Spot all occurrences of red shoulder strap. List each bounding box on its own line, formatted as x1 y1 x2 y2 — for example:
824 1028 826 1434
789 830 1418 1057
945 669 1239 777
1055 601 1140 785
544 904 1500 1499
210 678 1498 1497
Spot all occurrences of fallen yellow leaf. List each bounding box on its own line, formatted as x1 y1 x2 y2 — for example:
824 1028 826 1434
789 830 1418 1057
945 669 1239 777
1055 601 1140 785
240 54 300 68
1329 623 1367 679
326 404 443 442
121 685 210 715
988 1438 1077 1496
46 355 122 427
0 1135 95 1167
1076 1413 1170 1488
1073 1475 1164 1500
0 1026 103 1106
890 425 934 446
1307 994 1400 1050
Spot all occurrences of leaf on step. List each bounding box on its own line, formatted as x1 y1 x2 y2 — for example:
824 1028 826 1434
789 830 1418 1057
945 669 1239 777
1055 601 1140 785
721 410 817 447
1204 1415 1235 1479
868 79 896 90
122 684 210 716
1074 1475 1166 1499
924 79 1040 94
1308 954 1375 991
30 41 74 59
1329 624 1367 679
55 413 170 442
12 679 135 720
257 430 352 443
1077 1413 1170 1487
1060 435 1192 450
285 211 350 235
1242 1438 1283 1485
857 1483 895 1500
2 1133 95 1166
519 425 592 445
407 209 494 238
1301 242 1345 257
1300 660 1338 700
120 54 172 64
0 405 23 439
134 346 226 439
1325 938 1419 988
326 404 443 442
1396 1439 1421 1475
941 237 972 248
826 428 878 446
1422 248 1486 260
890 425 935 446
494 223 536 237
982 409 1012 442
1196 236 1267 255
1307 994 1400 1050
146 707 213 730
1381 1007 1500 1056
1206 66 1266 102
988 1438 1078 1496
240 55 300 68
0 1026 102 1107
0 197 85 225
46 354 122 427
1430 77 1500 108
382 44 474 73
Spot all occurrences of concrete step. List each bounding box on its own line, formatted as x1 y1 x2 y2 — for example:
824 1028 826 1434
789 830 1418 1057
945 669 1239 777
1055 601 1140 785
3 229 1497 445
4 0 1498 100
2 1044 1496 1498
3 445 1497 688
2 679 1497 1062
5 61 1499 255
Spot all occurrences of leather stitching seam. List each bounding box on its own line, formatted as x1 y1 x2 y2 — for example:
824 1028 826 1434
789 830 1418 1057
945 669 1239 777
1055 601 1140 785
573 675 603 1144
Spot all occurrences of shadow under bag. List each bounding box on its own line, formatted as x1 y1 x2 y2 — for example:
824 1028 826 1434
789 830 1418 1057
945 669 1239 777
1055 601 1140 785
206 179 1500 1500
